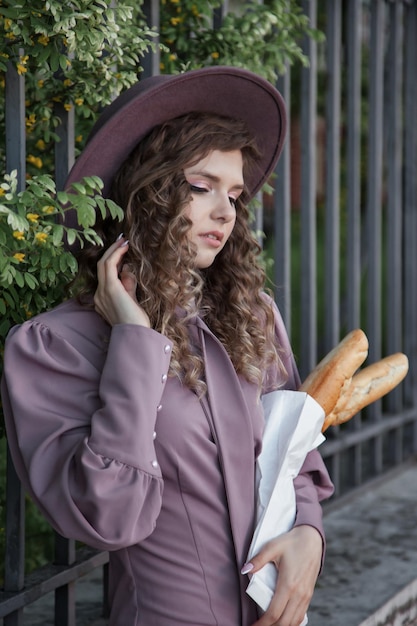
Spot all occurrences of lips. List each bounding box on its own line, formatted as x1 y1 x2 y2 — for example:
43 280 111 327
199 231 224 249
201 231 224 242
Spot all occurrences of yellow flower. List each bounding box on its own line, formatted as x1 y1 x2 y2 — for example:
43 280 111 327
27 213 40 223
64 103 72 111
63 78 72 87
160 62 165 71
25 113 36 131
170 0 179 3
13 231 25 241
37 79 44 88
12 252 25 263
169 54 177 61
17 54 29 75
74 98 84 106
42 205 55 214
26 154 43 169
35 232 48 244
191 5 200 16
37 34 49 46
75 134 83 143
211 51 220 59
170 17 182 25
4 18 12 30
0 188 5 196
35 139 46 150
5 32 16 41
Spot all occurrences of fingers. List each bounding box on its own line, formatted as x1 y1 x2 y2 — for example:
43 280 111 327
94 236 150 327
246 527 322 626
96 235 130 288
119 263 137 298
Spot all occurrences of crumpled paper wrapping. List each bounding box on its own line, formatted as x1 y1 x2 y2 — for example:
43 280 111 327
246 390 325 625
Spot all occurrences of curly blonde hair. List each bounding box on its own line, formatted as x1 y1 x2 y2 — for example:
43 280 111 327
75 111 286 394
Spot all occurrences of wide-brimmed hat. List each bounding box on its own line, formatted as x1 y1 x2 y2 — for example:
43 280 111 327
63 67 287 253
65 66 286 200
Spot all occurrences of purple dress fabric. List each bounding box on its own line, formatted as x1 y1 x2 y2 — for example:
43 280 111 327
1 296 334 625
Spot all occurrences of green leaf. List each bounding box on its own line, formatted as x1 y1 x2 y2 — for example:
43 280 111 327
3 291 16 309
0 318 11 339
76 203 96 228
70 182 87 194
66 230 77 246
24 273 39 289
7 213 29 232
14 271 25 288
52 225 64 246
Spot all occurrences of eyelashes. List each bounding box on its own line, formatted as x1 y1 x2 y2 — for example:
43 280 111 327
189 184 207 193
189 184 237 207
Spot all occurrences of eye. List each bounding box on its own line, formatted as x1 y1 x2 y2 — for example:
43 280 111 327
189 184 208 194
229 197 237 208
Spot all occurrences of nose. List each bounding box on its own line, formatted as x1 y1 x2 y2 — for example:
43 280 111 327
212 193 236 223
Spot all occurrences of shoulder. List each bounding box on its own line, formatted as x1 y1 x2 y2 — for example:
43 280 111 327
6 298 110 366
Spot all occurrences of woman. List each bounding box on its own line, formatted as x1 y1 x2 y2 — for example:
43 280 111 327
2 67 333 626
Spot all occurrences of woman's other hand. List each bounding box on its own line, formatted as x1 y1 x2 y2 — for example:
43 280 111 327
248 525 322 626
94 236 151 327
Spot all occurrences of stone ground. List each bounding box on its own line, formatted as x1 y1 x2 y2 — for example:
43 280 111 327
2 461 417 626
308 462 417 626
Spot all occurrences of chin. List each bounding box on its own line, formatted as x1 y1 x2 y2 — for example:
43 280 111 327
195 255 218 269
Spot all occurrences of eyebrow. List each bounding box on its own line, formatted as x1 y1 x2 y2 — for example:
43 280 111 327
187 170 245 191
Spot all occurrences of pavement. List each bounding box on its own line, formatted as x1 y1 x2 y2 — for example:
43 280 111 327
308 461 417 626
2 461 417 626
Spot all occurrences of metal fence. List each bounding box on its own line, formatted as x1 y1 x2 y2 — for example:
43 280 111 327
1 0 417 624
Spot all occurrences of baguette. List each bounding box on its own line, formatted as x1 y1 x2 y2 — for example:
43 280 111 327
299 329 369 415
323 352 409 431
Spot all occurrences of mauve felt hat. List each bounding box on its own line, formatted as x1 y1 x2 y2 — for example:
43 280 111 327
65 66 287 201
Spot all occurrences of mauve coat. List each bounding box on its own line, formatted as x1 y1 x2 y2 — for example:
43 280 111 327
1 296 334 625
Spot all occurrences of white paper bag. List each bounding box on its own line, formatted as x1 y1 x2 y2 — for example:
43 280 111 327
246 390 325 625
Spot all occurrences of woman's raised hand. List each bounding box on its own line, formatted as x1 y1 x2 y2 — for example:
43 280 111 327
94 236 151 328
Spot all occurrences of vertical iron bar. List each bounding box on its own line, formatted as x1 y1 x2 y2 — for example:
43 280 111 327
213 0 229 28
346 0 363 332
403 0 417 454
274 68 292 333
385 0 404 466
5 59 26 191
4 55 26 626
345 0 364 487
324 0 342 351
366 0 385 472
366 0 384 367
54 534 76 626
54 103 75 192
299 0 318 380
141 0 160 78
4 447 25 626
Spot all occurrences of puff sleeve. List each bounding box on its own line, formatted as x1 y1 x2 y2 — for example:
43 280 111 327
1 318 172 551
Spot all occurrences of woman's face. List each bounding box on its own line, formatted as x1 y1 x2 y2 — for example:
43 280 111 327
183 149 244 269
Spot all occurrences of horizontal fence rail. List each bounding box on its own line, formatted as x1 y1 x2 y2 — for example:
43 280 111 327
1 0 417 623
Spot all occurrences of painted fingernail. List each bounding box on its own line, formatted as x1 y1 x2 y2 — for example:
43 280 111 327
116 233 124 241
241 562 254 575
120 239 129 247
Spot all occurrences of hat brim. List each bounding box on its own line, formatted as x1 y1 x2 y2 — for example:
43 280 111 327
65 67 286 202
